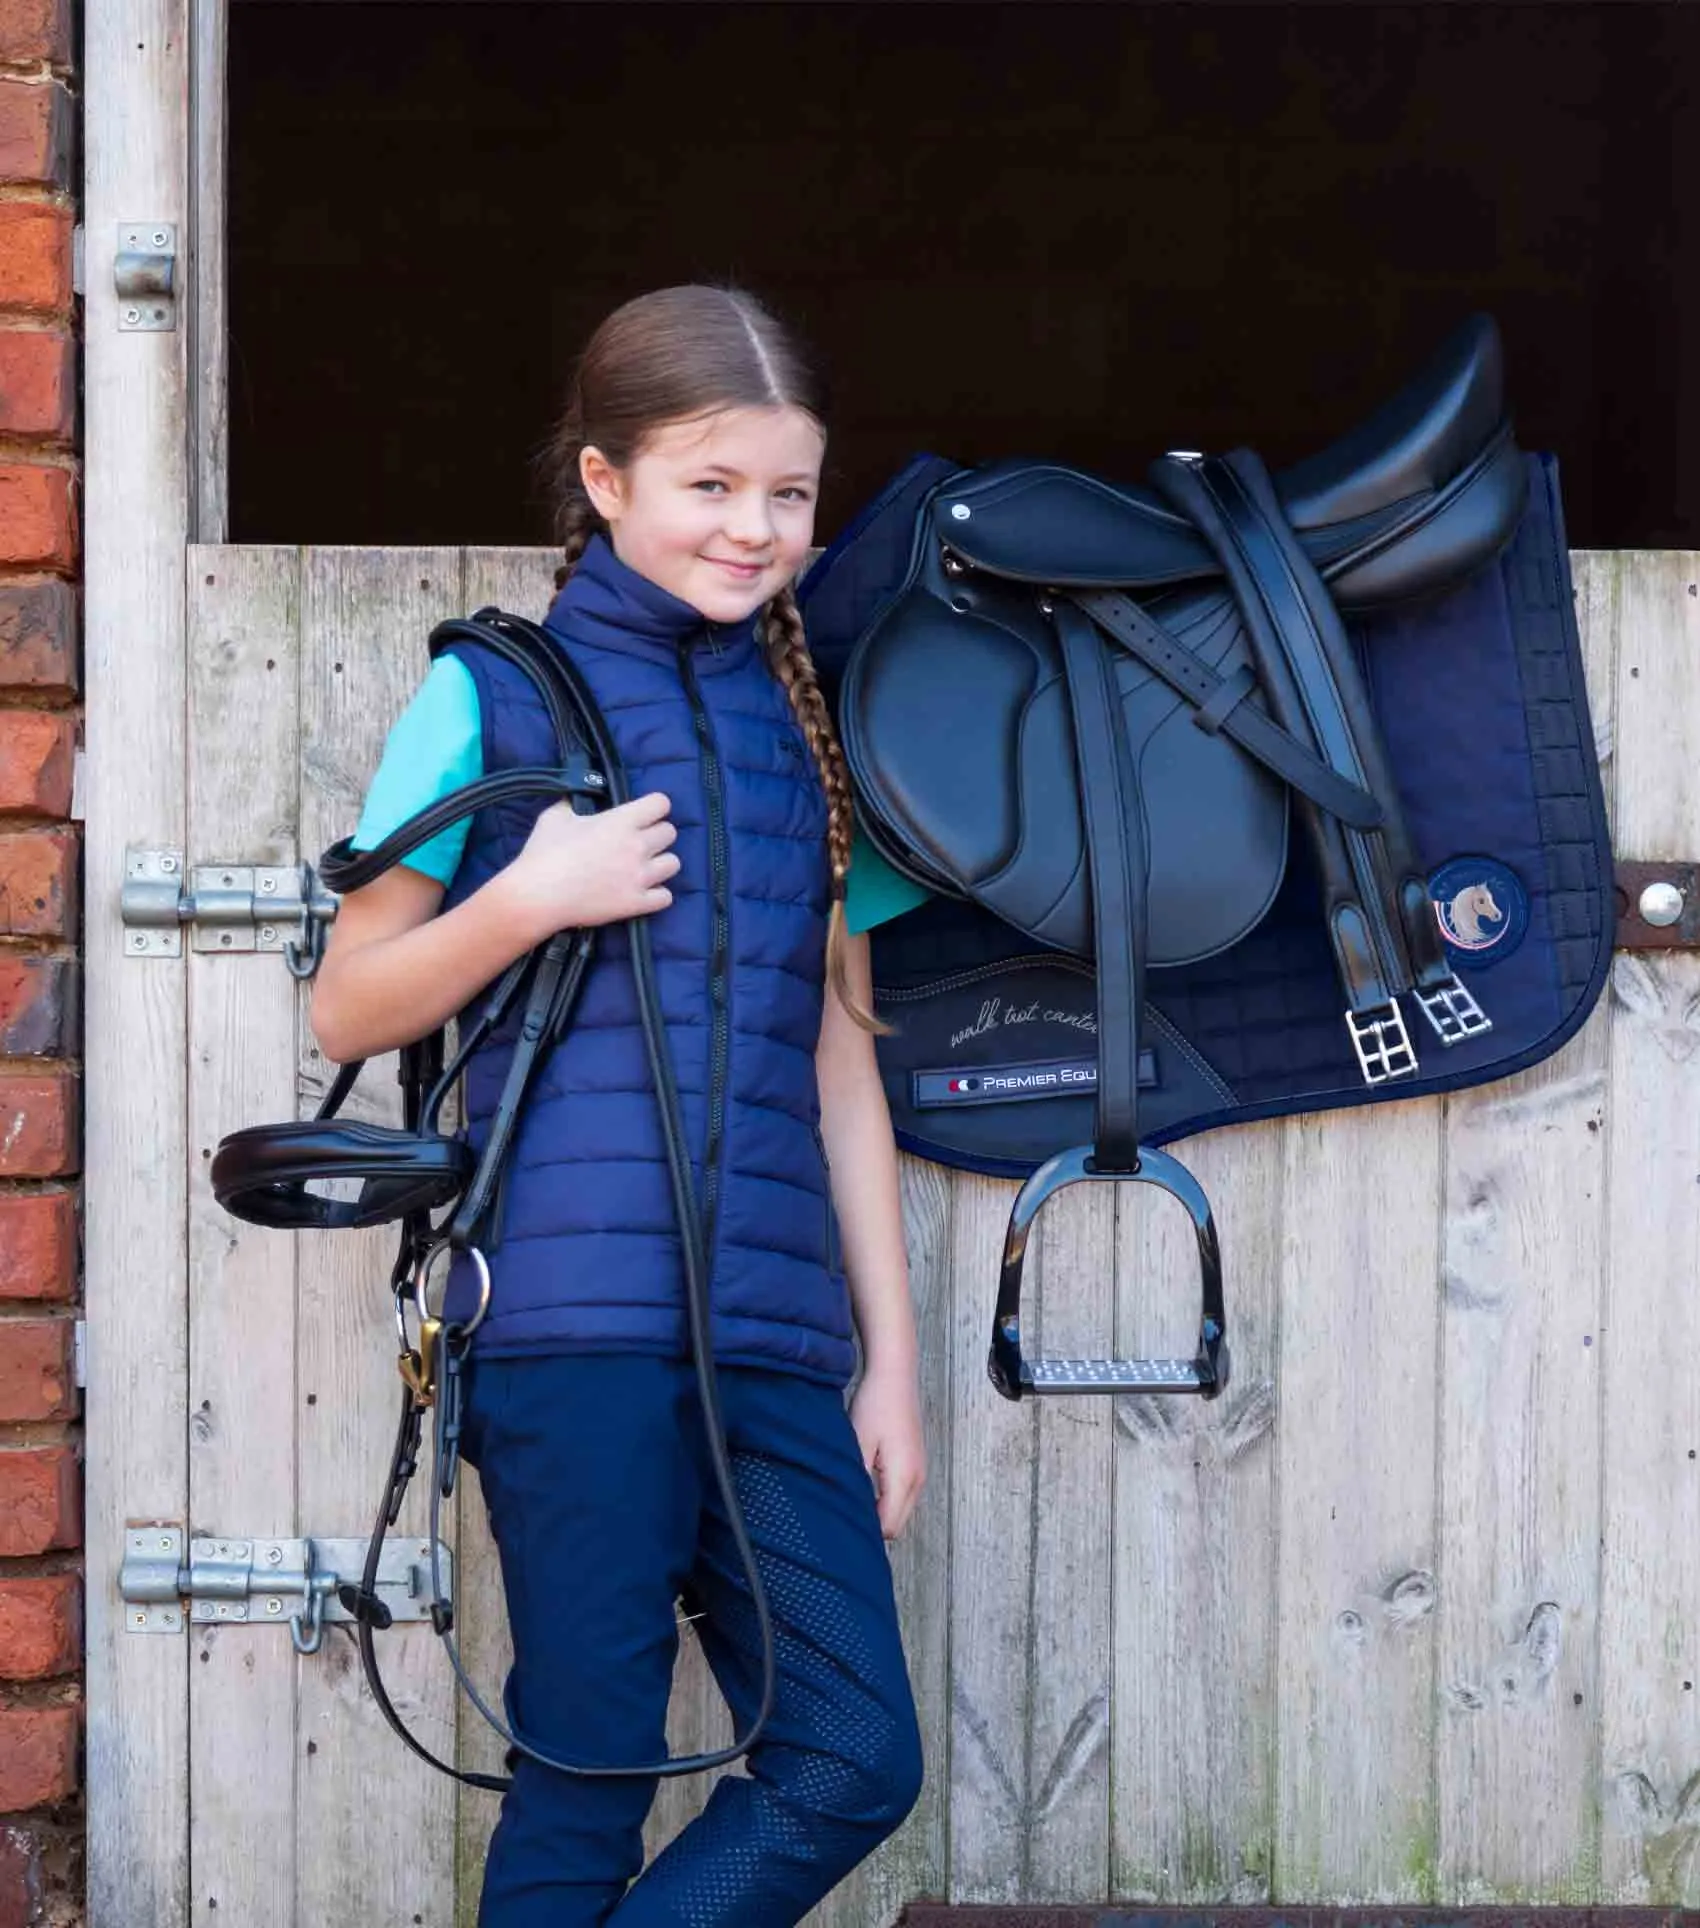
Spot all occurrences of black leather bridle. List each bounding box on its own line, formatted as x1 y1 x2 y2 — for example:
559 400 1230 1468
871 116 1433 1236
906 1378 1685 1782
211 608 777 1790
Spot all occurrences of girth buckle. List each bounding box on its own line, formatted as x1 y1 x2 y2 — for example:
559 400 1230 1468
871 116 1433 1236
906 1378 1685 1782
1345 1001 1419 1086
1413 975 1492 1046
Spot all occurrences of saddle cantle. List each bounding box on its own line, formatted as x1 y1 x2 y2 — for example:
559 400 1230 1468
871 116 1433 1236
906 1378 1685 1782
812 317 1610 1403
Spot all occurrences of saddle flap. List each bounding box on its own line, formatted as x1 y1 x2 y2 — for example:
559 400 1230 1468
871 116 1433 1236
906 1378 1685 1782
843 581 1288 965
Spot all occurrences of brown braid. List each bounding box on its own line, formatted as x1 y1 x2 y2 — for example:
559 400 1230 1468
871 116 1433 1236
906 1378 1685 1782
761 584 890 1036
552 488 603 589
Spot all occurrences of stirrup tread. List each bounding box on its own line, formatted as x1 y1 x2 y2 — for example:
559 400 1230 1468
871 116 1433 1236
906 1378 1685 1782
1024 1355 1213 1393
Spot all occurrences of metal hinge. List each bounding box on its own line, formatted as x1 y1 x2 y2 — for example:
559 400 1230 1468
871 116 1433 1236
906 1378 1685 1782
118 1528 452 1653
120 847 338 976
115 222 176 331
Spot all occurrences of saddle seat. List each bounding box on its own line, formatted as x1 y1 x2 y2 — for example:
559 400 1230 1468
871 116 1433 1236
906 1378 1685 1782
841 314 1527 967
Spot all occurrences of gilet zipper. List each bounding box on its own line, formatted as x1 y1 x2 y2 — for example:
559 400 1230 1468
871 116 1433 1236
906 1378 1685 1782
677 639 732 1267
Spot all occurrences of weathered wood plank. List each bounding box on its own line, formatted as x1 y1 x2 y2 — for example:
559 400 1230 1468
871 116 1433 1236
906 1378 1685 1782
1274 1100 1443 1899
296 549 464 1925
1026 1180 1117 1899
190 0 228 541
1431 550 1618 1901
810 1148 954 1926
83 5 195 1921
1599 551 1700 1905
185 546 302 1927
948 1171 1034 1901
1112 1122 1282 1903
1434 1024 1608 1900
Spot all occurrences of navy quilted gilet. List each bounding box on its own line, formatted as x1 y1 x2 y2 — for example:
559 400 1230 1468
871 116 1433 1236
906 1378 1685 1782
438 535 855 1389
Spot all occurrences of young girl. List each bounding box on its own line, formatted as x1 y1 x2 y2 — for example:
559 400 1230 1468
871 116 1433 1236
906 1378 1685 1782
309 285 927 1926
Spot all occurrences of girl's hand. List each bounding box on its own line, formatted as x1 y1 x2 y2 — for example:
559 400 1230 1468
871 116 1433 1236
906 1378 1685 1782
499 791 680 942
849 1357 927 1542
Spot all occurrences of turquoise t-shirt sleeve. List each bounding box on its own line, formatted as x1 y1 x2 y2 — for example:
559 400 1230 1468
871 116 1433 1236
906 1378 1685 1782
844 820 931 935
350 655 483 887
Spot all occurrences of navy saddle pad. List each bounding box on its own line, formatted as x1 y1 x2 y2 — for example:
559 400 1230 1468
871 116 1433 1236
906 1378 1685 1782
801 449 1612 1180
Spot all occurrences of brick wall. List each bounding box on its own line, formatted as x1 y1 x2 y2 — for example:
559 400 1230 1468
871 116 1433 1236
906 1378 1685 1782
0 0 82 1922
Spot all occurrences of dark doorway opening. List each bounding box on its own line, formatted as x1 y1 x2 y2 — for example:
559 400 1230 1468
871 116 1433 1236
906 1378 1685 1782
228 2 1698 548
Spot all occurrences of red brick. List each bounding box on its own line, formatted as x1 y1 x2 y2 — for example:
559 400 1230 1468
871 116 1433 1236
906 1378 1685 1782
0 1447 78 1555
0 1575 78 1680
0 80 70 187
0 954 76 1055
0 468 72 573
0 1823 43 1928
0 204 69 315
0 1070 77 1178
0 827 75 937
0 580 73 693
0 0 70 67
0 1190 72 1300
0 329 71 439
0 1707 76 1810
0 710 72 814
0 1316 72 1421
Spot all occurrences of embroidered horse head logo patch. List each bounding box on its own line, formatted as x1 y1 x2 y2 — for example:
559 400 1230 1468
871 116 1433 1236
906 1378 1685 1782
1429 856 1529 968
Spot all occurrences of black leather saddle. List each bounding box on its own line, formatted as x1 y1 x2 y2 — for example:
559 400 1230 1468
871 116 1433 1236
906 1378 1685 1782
835 316 1533 1403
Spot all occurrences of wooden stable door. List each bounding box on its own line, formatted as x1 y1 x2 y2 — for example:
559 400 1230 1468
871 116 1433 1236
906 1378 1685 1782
87 537 1700 1926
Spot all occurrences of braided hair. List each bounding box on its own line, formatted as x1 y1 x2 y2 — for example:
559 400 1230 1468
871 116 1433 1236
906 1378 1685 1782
540 285 886 1035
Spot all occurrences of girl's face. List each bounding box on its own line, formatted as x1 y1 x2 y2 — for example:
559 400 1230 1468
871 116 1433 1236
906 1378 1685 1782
579 404 826 625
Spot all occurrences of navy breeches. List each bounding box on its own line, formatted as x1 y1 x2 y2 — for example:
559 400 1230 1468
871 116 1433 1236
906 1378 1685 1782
460 1352 925 1927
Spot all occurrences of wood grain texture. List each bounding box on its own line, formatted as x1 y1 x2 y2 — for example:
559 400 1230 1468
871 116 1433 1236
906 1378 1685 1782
83 6 195 1922
295 549 464 1925
1112 1121 1283 1903
1599 553 1700 1905
948 1170 1034 1901
1027 1179 1117 1899
1435 1028 1608 1899
1274 1100 1443 1900
186 546 302 1927
1430 549 1619 1902
809 1148 954 1927
190 0 227 542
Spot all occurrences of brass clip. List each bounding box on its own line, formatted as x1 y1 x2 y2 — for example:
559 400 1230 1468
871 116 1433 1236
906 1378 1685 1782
418 1315 442 1401
397 1315 443 1410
